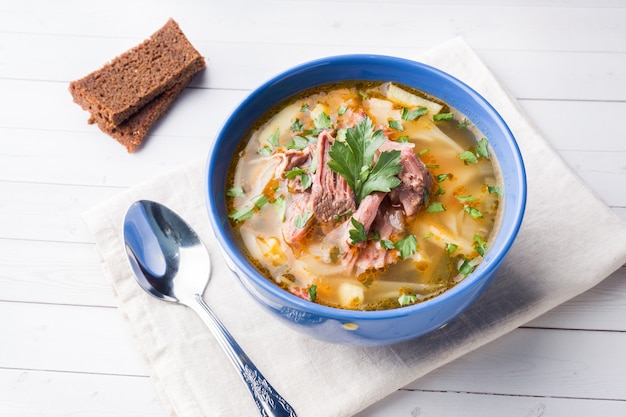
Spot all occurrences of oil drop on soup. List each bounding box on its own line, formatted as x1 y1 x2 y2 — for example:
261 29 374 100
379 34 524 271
227 81 502 311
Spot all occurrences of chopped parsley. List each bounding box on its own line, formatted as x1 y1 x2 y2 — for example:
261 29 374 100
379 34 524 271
348 217 368 245
307 284 317 302
445 242 458 254
388 119 404 131
226 186 245 197
228 205 254 222
464 206 484 219
433 112 454 121
327 117 402 205
426 201 446 213
294 211 313 229
459 150 478 164
458 259 475 276
398 293 418 306
402 106 428 121
395 234 417 259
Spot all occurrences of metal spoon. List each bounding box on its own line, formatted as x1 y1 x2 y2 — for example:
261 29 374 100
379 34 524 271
123 200 297 417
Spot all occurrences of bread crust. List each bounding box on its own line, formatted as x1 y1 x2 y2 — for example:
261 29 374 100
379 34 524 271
69 18 205 129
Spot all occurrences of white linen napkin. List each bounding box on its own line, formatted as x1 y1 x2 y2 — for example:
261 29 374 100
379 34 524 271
83 37 626 417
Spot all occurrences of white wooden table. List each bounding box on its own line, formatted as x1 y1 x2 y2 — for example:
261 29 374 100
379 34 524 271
2 1 625 416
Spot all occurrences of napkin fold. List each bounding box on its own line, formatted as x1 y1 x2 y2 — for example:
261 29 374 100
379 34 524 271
83 37 626 417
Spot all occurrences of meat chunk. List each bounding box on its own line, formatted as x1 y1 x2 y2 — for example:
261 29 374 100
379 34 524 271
311 131 356 223
282 192 315 248
379 140 433 216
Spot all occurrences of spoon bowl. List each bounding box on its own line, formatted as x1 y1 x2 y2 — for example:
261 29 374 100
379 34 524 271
123 200 297 417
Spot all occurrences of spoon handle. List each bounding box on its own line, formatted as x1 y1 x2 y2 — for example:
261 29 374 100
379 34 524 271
192 294 298 417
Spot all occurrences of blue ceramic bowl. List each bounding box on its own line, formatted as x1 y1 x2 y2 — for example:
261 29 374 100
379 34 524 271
206 55 526 347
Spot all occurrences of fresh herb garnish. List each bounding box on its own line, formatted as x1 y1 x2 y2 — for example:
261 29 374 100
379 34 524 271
307 284 317 302
380 239 395 250
402 107 428 121
476 138 490 158
228 205 254 222
257 146 272 156
487 184 503 197
252 194 269 208
433 112 454 121
436 173 449 183
455 195 476 203
285 167 312 190
388 119 404 131
464 206 483 219
268 128 280 148
327 117 403 205
459 150 478 164
348 217 368 245
395 234 417 259
337 104 348 115
426 201 446 213
397 135 409 143
290 119 304 133
274 195 286 221
286 136 310 150
227 186 245 197
473 234 487 256
398 293 418 306
445 242 458 254
459 259 475 276
294 211 313 229
314 112 332 130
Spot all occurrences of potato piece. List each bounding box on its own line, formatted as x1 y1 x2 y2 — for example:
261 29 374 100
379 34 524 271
258 102 301 147
381 82 443 118
364 98 402 126
338 281 364 308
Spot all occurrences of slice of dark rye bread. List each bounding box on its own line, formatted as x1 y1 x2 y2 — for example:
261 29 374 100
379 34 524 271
91 74 193 152
69 18 205 131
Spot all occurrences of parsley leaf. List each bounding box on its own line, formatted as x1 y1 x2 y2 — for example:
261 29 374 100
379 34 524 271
348 217 368 245
426 201 446 213
388 119 404 131
476 137 490 158
380 239 395 250
227 186 245 197
294 211 313 229
433 112 454 121
464 206 483 219
314 112 332 130
402 107 428 121
487 184 503 197
327 117 403 205
445 242 458 254
395 234 417 259
268 129 280 148
459 259 475 276
307 285 317 302
398 293 418 306
228 205 254 222
273 195 286 221
459 151 478 164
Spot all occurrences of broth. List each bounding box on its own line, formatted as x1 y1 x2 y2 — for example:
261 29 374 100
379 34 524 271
226 81 502 310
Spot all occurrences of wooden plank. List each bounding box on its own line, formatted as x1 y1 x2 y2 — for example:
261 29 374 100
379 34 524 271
1 1 624 53
0 239 115 307
2 32 625 102
405 327 626 400
1 299 625 402
0 368 167 417
0 181 118 243
0 302 148 376
527 266 626 331
356 388 626 417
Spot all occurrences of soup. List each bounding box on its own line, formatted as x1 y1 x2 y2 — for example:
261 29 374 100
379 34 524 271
226 81 502 311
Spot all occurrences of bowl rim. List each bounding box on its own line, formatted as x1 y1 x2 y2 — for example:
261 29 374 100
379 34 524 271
205 54 527 321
